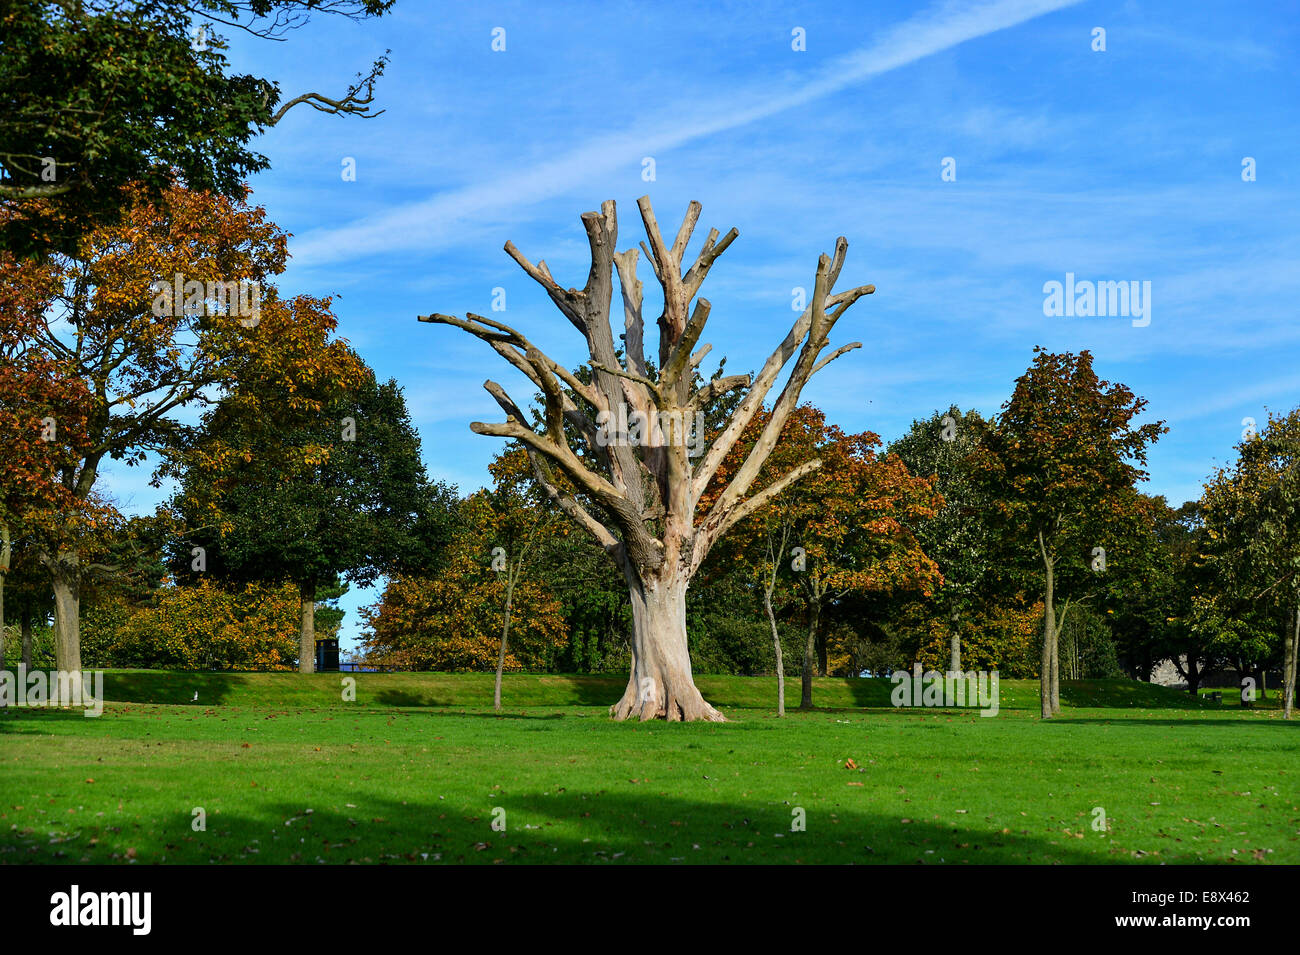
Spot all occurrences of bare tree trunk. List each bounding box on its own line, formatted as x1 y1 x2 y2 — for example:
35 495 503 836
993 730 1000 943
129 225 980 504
1050 623 1061 715
947 609 961 675
1283 602 1299 720
609 572 723 722
50 564 82 684
1039 534 1054 720
427 197 873 721
298 580 316 674
763 589 785 717
762 523 789 717
21 609 32 669
799 601 820 710
493 573 516 712
0 521 8 672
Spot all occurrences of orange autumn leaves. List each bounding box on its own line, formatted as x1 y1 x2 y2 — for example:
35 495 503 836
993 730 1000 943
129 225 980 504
360 489 568 672
707 404 943 600
83 579 302 670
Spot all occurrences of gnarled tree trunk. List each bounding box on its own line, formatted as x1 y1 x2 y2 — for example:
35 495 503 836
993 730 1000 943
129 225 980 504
610 573 722 722
424 197 873 720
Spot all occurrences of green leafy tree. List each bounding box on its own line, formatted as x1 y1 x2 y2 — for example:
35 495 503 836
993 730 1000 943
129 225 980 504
888 405 994 673
171 369 458 671
1197 408 1300 715
1 0 392 256
712 404 940 711
973 349 1165 719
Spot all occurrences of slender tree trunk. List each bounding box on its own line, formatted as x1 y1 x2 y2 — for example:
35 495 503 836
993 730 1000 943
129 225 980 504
1283 602 1299 720
298 580 316 674
816 630 828 677
1039 541 1054 720
947 610 961 675
1050 622 1061 716
609 571 723 722
1260 669 1267 699
1187 656 1201 695
0 520 9 672
763 589 785 718
800 602 820 710
493 573 516 712
21 609 32 669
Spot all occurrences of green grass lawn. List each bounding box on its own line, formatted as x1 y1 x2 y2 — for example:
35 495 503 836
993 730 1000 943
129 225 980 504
1 671 1295 865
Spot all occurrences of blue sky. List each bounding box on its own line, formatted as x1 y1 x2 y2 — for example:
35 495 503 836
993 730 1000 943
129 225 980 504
99 0 1300 650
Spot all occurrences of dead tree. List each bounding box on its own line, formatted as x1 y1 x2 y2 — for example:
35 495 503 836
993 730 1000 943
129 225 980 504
421 197 873 721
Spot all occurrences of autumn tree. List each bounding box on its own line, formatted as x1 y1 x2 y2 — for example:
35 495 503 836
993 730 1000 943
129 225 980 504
0 244 96 673
888 406 994 674
1 0 392 257
1198 409 1300 716
973 349 1165 719
0 344 80 668
709 404 939 710
1 182 293 676
476 448 567 709
359 493 569 674
422 197 876 720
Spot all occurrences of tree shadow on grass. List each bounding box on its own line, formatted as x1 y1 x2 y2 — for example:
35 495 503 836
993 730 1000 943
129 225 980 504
6 789 1149 866
1051 716 1296 729
96 670 237 706
530 674 625 706
0 668 236 715
0 706 100 732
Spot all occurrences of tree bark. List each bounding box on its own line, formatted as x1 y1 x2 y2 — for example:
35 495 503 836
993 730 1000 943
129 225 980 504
51 564 82 679
427 198 872 721
1283 602 1298 720
21 609 32 669
1050 618 1061 716
298 580 316 674
763 589 785 718
816 630 828 677
493 572 516 712
1039 533 1054 720
0 520 8 672
799 601 820 710
609 572 723 722
947 610 961 675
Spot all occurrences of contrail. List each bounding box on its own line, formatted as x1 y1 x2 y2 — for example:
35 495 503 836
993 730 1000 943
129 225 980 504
291 0 1082 265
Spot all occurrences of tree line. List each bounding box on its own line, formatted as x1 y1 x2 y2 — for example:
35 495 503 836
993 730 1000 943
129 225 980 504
2 185 1297 722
